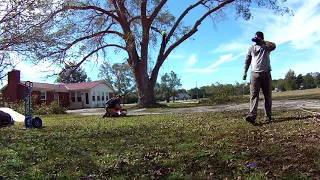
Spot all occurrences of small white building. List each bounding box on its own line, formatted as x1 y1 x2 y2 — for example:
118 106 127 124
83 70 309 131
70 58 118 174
65 81 115 109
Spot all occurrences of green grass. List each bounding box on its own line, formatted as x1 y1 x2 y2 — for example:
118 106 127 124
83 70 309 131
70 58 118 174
1 109 320 179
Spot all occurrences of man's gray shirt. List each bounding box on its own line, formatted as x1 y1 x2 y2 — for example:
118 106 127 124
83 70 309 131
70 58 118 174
247 44 272 72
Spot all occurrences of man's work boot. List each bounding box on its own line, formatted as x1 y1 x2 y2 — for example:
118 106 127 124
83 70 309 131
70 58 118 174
265 116 272 122
245 115 256 124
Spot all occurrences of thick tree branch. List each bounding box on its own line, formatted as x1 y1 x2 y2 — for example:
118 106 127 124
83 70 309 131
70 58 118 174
112 0 139 68
150 34 166 84
140 0 150 70
166 0 203 42
128 16 141 24
65 29 121 49
164 0 235 59
141 0 147 23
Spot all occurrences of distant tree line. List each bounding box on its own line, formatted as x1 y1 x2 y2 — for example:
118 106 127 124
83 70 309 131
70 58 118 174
187 69 320 100
272 69 320 91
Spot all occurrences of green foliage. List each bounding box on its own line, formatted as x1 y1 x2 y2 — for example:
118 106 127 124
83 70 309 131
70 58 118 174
159 71 181 102
7 96 66 116
303 73 315 89
296 74 305 88
124 92 138 104
33 101 67 115
0 109 319 179
284 69 297 91
55 61 88 83
313 72 320 87
98 61 135 95
194 82 249 105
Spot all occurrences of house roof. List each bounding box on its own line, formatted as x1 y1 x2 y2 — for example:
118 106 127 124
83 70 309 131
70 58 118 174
21 81 68 91
64 80 112 91
19 80 113 92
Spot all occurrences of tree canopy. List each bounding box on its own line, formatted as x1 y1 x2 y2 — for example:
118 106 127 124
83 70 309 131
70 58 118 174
159 71 181 102
55 61 88 83
98 61 135 95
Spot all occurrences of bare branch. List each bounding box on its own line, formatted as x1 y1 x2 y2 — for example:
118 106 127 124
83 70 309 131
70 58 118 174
80 44 126 67
61 5 119 22
42 21 122 58
151 26 162 34
58 44 126 77
166 0 203 42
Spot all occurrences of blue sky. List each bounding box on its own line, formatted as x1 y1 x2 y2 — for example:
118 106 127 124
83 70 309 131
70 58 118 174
2 0 320 90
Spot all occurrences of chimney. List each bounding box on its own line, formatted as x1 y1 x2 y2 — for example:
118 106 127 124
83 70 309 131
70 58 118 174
8 69 21 85
7 69 20 102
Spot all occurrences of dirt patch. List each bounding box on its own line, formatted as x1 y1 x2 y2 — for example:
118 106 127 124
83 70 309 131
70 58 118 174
66 99 320 116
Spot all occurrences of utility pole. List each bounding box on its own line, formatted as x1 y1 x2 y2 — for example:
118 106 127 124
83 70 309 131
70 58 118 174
196 81 199 99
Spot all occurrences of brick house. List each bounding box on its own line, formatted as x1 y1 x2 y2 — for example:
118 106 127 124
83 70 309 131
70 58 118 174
0 70 115 109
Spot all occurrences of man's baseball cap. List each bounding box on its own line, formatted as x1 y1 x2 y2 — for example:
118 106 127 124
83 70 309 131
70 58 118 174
255 31 264 40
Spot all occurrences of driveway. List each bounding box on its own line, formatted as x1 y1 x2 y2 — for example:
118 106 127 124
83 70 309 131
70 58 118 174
66 99 320 116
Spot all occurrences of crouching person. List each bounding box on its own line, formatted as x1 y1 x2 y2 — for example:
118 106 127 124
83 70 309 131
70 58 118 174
102 94 127 118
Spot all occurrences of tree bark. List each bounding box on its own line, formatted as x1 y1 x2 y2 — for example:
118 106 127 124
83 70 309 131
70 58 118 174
134 57 157 107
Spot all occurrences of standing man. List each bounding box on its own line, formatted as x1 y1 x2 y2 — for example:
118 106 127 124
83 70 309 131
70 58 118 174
243 31 276 124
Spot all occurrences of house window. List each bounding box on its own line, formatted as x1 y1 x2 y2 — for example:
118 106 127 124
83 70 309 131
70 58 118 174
77 92 82 102
92 91 95 101
71 92 75 102
40 91 46 100
97 92 100 101
102 92 104 101
106 92 109 100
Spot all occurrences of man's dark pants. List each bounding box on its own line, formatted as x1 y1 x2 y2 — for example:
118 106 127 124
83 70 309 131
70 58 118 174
249 71 272 118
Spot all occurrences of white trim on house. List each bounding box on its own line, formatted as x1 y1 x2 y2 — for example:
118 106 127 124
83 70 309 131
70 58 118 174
40 91 46 100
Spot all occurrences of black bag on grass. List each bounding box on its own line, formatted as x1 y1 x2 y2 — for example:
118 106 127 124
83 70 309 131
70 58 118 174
0 110 13 126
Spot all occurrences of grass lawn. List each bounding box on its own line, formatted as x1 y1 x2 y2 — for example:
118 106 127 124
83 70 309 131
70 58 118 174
1 109 320 179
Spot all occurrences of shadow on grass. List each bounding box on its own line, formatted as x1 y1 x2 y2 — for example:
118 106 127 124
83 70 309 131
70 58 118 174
253 115 315 126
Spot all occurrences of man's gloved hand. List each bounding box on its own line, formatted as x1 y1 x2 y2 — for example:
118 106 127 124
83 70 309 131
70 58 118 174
243 73 247 80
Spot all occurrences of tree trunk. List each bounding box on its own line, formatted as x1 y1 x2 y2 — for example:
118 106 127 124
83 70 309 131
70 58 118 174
136 76 157 107
134 57 157 108
137 82 157 107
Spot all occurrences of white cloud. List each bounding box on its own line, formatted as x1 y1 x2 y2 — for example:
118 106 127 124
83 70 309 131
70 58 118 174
212 42 250 53
185 54 198 67
183 52 245 74
168 53 185 59
240 0 320 50
208 53 245 69
207 54 233 69
15 61 60 82
184 68 218 74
